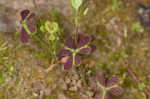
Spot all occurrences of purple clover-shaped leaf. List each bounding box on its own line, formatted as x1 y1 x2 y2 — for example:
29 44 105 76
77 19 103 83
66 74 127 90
57 49 70 56
77 35 90 48
21 10 30 20
64 37 75 49
20 28 30 43
97 73 106 86
108 88 122 96
93 73 122 99
20 9 36 43
21 9 35 21
27 13 35 20
57 35 96 70
78 47 90 55
106 76 119 87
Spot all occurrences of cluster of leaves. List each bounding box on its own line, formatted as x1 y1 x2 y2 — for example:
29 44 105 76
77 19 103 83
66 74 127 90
20 9 61 58
18 0 124 99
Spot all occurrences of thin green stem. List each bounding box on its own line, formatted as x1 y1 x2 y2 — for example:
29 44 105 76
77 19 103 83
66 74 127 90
74 10 79 46
72 53 76 67
102 91 106 99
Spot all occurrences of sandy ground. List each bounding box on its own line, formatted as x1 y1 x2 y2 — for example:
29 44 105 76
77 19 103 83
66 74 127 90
0 0 71 32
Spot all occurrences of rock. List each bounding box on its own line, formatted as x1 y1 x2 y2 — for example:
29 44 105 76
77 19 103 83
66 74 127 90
137 3 150 32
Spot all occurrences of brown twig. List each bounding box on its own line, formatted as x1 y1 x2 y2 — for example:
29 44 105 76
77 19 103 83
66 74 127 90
45 59 60 72
127 67 141 83
127 67 150 97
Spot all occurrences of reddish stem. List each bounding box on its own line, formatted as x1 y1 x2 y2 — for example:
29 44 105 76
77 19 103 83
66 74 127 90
127 67 150 97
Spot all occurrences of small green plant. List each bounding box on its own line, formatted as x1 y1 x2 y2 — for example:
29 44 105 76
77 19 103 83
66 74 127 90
40 20 60 58
40 21 59 41
8 66 16 78
131 21 142 32
109 0 121 10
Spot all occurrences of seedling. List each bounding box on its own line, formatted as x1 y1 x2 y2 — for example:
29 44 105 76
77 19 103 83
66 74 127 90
40 20 59 41
40 20 60 58
110 0 121 10
131 21 142 32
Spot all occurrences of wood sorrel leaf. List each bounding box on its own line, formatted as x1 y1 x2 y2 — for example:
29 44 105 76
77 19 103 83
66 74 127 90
45 21 59 34
20 27 30 43
70 0 83 11
45 21 51 33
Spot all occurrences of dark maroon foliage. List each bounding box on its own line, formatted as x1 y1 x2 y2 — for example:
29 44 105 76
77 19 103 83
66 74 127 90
20 28 30 43
93 73 122 99
57 35 96 70
20 9 36 43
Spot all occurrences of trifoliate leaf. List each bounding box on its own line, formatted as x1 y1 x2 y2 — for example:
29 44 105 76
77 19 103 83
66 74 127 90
45 21 59 34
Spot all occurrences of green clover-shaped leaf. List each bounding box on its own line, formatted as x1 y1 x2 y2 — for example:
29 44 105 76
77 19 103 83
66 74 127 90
45 21 59 34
